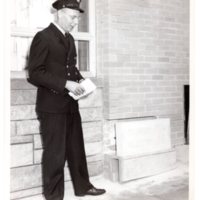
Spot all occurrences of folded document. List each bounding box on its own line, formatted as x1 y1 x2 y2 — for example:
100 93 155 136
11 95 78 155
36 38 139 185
69 78 96 100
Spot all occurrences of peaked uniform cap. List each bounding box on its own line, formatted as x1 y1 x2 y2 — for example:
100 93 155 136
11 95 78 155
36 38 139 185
52 0 84 13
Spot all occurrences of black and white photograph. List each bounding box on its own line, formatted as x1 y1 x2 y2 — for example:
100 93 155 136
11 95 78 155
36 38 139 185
0 0 200 200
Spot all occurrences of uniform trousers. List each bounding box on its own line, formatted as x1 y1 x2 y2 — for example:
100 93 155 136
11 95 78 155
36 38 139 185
38 111 93 200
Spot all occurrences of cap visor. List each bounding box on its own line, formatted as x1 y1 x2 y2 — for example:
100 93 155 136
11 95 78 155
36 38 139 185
78 8 84 13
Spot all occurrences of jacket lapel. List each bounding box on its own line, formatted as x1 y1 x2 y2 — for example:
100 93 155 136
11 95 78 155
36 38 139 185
48 23 76 61
49 23 69 51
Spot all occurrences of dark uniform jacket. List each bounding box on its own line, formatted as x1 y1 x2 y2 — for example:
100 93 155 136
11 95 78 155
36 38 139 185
28 23 84 113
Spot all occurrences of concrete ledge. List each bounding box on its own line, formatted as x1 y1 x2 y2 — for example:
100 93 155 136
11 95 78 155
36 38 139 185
104 149 176 182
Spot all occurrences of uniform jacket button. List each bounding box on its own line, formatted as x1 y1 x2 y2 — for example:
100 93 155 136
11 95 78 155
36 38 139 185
51 89 56 94
68 73 70 76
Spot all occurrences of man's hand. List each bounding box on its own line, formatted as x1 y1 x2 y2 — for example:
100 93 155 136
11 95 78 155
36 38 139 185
65 80 85 96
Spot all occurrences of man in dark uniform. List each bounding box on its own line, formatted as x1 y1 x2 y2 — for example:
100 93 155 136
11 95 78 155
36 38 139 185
27 0 106 199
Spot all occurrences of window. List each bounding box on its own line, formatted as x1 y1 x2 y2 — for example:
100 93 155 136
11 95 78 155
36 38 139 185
10 0 96 78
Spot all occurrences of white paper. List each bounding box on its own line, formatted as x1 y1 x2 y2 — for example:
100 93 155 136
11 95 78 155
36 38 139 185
69 78 96 100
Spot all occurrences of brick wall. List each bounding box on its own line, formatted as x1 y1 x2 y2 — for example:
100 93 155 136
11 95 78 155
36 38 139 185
96 0 189 150
10 78 104 199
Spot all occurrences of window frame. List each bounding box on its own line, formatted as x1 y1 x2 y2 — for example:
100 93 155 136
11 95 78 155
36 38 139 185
10 0 96 79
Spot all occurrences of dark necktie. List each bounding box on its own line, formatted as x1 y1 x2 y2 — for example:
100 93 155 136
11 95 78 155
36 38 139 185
64 32 71 61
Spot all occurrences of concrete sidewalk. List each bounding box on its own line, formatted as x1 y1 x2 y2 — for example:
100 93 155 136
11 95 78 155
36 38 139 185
22 146 188 200
64 160 188 200
65 144 189 200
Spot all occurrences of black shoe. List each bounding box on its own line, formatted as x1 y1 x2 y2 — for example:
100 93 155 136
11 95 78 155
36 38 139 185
76 186 106 196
